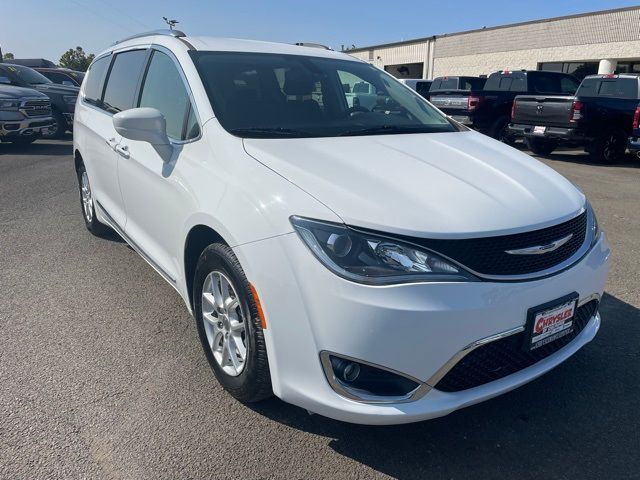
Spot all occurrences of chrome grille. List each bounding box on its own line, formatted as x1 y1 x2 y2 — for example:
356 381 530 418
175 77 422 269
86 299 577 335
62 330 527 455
21 99 52 117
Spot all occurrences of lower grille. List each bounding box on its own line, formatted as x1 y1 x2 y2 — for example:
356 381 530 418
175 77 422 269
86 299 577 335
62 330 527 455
435 300 599 393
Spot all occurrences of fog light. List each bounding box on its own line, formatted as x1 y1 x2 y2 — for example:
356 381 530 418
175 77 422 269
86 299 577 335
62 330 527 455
321 352 426 403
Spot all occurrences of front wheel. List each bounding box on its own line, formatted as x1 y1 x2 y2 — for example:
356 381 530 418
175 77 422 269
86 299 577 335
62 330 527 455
194 243 272 403
525 137 558 156
77 164 111 236
42 110 66 139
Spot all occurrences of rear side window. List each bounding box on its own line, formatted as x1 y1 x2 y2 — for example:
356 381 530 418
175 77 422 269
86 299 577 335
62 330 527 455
83 55 110 106
484 73 527 92
598 79 638 98
102 49 147 114
531 74 579 94
139 50 196 140
415 81 431 95
577 77 639 99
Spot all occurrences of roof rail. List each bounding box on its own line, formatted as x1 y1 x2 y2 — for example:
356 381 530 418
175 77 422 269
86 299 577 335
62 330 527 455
112 29 186 46
294 42 333 51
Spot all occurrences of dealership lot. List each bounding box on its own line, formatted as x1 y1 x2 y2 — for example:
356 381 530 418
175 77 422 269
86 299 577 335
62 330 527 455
0 140 638 479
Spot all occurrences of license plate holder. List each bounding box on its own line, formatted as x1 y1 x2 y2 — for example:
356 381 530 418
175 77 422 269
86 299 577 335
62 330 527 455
524 292 579 351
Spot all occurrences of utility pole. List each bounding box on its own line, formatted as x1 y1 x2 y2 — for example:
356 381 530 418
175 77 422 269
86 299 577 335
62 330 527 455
163 17 179 30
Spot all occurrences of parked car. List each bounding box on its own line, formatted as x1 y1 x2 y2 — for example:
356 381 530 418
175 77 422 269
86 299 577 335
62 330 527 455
430 70 579 142
74 30 609 425
0 83 54 143
510 74 640 162
398 78 432 99
36 68 85 87
0 63 79 138
429 76 486 93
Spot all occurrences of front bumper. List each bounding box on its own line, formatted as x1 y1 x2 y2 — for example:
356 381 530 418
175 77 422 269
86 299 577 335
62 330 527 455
0 116 54 139
234 232 610 425
509 123 585 142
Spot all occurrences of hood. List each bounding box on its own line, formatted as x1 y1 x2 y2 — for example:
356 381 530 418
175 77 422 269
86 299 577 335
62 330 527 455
0 85 49 100
33 83 79 95
243 131 585 239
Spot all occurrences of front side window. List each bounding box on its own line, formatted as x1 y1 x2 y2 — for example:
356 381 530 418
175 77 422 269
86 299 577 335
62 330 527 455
102 49 147 114
191 52 456 138
138 50 195 140
84 55 111 106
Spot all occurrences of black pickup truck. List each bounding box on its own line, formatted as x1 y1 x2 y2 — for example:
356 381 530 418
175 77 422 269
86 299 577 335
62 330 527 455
509 74 640 162
429 70 579 142
0 63 79 138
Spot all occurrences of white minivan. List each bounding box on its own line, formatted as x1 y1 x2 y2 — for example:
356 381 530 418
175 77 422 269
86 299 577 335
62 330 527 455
73 30 610 425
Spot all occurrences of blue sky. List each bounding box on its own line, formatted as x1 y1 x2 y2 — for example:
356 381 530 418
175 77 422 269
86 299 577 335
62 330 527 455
3 0 639 62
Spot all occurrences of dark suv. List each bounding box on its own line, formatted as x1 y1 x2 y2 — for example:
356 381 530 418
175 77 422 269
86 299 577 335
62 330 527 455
0 63 79 138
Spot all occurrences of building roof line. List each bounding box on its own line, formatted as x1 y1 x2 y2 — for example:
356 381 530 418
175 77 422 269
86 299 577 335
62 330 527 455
344 5 640 53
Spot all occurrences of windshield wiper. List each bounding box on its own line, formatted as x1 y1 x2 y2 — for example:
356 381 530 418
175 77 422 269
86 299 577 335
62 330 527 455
229 127 311 138
338 125 436 137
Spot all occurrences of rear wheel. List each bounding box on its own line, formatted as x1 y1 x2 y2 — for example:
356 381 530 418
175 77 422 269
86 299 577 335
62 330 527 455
525 137 558 156
491 117 516 146
77 163 110 236
194 243 272 403
590 130 627 164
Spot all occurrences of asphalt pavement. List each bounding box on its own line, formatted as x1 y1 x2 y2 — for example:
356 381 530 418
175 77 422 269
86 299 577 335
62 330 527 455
1 139 638 479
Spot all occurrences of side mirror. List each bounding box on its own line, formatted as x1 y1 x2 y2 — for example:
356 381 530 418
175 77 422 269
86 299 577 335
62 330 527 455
113 107 170 146
0 76 12 85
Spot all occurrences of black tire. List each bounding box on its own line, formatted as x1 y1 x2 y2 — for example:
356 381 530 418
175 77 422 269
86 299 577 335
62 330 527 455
525 137 559 156
491 116 516 146
42 110 66 139
590 130 627 164
76 163 111 236
193 243 272 403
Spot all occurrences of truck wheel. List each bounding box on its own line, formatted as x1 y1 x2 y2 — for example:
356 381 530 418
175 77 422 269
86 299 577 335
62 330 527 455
590 130 627 164
491 117 516 146
42 110 66 139
193 243 272 403
526 138 558 156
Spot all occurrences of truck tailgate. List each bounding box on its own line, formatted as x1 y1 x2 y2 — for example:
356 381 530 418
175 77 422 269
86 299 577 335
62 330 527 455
429 90 470 111
512 95 575 127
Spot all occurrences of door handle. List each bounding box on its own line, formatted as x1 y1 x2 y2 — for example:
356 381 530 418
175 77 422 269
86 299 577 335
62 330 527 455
106 137 117 149
115 144 129 159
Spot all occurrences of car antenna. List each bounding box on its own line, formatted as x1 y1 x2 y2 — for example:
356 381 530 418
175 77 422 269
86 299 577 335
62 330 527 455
162 17 179 30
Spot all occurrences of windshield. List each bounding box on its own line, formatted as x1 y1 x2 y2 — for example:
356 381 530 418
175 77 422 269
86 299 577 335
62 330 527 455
0 65 52 85
191 52 458 138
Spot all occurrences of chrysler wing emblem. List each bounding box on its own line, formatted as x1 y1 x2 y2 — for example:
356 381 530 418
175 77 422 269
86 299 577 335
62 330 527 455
505 234 573 255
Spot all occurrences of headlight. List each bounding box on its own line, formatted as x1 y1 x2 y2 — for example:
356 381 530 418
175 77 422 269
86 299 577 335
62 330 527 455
291 216 476 284
586 200 600 246
63 95 78 104
0 99 20 111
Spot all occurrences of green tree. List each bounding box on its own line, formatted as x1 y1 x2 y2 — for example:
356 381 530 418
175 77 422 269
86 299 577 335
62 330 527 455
3 52 14 60
59 46 95 72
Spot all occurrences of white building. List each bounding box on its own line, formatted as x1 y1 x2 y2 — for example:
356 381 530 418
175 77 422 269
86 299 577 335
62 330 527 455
345 6 640 80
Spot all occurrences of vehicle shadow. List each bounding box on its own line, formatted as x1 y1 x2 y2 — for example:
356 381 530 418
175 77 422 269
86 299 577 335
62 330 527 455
250 292 639 479
530 148 640 168
0 138 73 156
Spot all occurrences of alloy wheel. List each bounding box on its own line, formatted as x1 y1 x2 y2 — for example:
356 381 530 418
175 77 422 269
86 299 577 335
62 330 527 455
80 171 93 223
201 271 248 376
